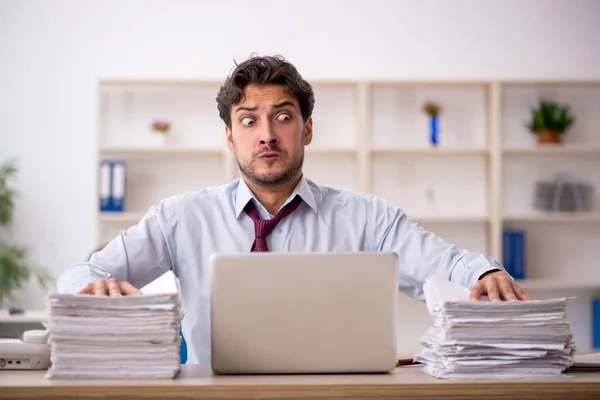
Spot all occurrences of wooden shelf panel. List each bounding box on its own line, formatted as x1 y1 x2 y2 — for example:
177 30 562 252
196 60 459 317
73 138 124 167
305 147 357 155
517 279 600 290
503 143 600 155
100 147 357 158
370 147 488 156
99 213 490 225
503 212 600 223
100 147 225 159
409 215 490 223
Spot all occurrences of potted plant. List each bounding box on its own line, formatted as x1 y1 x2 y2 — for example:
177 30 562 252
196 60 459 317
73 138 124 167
149 119 171 147
0 160 52 307
526 100 574 144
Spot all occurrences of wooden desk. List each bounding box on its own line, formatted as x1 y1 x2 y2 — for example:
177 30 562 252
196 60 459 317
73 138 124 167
1 364 600 400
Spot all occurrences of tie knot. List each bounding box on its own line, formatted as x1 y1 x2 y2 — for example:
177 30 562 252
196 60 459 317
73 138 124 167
255 219 274 238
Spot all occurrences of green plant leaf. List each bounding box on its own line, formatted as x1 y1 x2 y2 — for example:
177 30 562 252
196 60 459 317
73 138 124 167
0 159 54 304
526 99 575 134
0 161 16 226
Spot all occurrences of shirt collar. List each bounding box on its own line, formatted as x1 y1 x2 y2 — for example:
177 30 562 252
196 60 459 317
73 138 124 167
234 175 318 219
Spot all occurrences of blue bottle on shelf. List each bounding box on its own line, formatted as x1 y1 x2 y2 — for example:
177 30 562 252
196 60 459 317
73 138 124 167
430 115 438 146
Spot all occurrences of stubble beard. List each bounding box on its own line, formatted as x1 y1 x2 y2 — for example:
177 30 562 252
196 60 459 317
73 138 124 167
234 143 304 188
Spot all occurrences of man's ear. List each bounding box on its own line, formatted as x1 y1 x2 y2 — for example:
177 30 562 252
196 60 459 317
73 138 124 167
225 125 234 152
304 117 313 146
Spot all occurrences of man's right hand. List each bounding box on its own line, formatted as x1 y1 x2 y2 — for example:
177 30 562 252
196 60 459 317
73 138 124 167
78 278 142 296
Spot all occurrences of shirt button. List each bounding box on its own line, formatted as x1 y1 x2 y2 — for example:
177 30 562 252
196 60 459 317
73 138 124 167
277 228 282 233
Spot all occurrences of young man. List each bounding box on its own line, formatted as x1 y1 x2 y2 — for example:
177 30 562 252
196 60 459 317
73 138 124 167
57 55 530 364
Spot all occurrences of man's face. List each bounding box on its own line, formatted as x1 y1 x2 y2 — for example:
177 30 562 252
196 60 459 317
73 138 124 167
226 84 313 187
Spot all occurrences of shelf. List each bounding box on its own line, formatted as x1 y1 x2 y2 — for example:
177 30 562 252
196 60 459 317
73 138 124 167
503 212 600 223
517 279 600 291
99 212 146 223
408 215 490 223
100 212 490 225
100 79 224 87
370 147 488 156
99 147 356 159
305 147 356 155
502 144 600 155
100 147 225 159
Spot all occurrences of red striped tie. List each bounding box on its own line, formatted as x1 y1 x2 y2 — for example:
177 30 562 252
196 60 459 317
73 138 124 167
244 196 303 252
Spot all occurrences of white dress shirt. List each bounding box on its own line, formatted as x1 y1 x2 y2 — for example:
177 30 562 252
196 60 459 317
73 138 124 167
57 175 505 364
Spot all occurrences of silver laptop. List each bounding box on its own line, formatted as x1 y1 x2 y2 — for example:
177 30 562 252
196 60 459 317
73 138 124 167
209 252 399 374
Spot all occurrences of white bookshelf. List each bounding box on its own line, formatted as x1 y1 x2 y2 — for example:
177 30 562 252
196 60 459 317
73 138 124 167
96 78 600 279
96 79 600 351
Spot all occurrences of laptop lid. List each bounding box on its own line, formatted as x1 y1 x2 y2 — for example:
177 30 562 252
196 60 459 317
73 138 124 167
210 252 399 374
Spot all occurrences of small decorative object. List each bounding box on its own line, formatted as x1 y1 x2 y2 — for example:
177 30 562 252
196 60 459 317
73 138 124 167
423 101 442 146
534 173 594 212
425 186 437 215
0 160 52 306
525 100 574 144
149 119 171 147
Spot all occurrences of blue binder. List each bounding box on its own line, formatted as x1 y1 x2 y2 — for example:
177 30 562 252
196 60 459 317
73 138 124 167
502 230 526 280
99 160 126 212
180 330 187 364
593 298 600 350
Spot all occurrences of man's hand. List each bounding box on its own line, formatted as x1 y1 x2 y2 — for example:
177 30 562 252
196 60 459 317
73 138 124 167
469 271 531 302
78 278 142 297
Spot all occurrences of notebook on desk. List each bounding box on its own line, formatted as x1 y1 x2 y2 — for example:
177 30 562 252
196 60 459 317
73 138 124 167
209 252 399 374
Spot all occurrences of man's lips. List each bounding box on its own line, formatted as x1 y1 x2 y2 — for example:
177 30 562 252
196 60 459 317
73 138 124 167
259 152 281 159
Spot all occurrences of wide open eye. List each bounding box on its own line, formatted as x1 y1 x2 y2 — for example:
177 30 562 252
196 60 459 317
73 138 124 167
276 113 291 122
241 117 255 126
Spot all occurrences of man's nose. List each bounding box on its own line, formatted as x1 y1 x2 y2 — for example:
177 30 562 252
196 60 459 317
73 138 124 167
259 122 278 145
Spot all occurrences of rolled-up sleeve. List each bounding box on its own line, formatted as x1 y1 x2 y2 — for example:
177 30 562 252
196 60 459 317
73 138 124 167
370 197 506 301
56 201 177 294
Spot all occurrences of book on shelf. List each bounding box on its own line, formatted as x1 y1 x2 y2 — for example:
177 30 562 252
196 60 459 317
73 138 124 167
502 230 525 280
594 298 600 350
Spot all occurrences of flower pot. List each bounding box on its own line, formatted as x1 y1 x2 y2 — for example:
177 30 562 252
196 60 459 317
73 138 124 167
536 129 562 144
148 132 168 147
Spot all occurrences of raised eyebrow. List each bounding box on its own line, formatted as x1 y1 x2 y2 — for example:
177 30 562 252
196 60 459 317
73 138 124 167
273 101 296 109
234 106 258 113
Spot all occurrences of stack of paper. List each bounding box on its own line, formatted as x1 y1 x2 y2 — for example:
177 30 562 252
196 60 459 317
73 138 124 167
414 276 575 379
46 271 182 379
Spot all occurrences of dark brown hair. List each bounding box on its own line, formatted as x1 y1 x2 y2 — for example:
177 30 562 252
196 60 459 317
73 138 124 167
216 55 315 129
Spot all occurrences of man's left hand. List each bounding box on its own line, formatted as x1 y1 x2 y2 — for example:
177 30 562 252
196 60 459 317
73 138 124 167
469 271 531 301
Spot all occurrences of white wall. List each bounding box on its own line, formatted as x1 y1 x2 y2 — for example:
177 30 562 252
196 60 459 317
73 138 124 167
1 0 599 315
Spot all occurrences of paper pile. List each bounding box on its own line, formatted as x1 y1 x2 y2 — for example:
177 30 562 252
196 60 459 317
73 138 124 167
414 276 575 379
46 271 182 379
